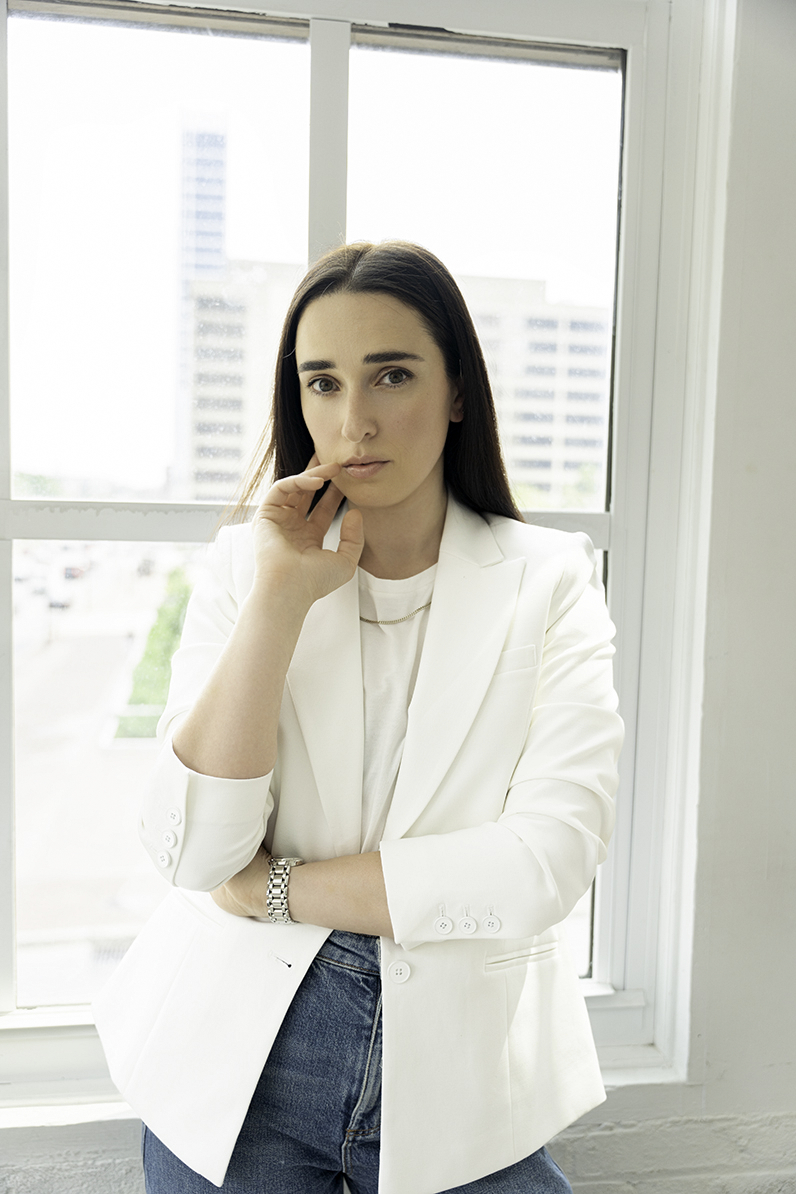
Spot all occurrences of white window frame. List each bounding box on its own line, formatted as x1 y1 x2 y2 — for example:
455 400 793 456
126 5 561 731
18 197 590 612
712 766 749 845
0 0 735 1108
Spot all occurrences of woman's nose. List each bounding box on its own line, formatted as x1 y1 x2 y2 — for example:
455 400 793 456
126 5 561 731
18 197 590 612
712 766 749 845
340 391 376 442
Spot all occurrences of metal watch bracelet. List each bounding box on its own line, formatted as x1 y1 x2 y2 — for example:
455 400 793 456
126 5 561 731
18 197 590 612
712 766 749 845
265 857 304 924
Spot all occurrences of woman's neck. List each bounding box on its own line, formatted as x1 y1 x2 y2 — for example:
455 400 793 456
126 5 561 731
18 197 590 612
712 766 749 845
354 486 448 580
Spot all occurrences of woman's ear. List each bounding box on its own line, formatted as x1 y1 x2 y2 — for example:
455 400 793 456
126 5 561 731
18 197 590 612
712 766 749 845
449 385 465 424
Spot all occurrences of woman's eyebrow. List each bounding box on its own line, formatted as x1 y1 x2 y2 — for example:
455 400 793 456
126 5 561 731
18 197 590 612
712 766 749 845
297 351 424 373
297 359 333 373
363 351 424 364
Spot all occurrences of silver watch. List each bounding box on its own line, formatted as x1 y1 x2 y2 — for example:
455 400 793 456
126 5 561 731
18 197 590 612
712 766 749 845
266 857 304 924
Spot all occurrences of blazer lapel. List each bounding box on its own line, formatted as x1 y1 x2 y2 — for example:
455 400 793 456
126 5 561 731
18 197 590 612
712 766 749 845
285 520 364 858
382 499 526 842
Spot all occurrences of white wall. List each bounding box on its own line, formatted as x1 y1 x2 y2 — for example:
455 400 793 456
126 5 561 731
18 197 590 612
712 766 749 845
552 0 796 1186
2 0 795 1189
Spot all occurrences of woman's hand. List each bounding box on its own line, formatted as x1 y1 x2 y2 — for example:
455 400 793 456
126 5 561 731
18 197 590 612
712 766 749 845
251 456 364 607
211 847 271 918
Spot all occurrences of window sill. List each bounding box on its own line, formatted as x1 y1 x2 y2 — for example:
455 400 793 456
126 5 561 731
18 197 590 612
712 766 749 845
0 997 685 1120
0 1098 135 1130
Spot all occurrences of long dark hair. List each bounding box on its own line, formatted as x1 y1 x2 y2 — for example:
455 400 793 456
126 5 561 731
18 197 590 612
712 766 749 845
226 240 522 524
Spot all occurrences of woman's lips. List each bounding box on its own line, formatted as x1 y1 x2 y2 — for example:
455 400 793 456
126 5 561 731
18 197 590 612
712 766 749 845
343 461 388 479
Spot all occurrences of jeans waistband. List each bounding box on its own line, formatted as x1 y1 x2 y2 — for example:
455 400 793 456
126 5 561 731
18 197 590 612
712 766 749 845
316 929 381 977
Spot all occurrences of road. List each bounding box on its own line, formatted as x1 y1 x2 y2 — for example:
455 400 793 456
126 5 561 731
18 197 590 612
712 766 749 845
13 540 202 1006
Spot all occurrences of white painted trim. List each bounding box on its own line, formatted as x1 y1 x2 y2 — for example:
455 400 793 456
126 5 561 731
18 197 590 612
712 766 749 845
0 500 611 548
9 0 308 37
111 0 649 48
0 541 13 1015
308 17 350 262
0 0 12 1016
350 22 623 68
0 1099 135 1128
587 0 669 1010
0 499 222 542
598 1042 683 1085
522 511 610 548
618 0 738 1078
651 0 737 1081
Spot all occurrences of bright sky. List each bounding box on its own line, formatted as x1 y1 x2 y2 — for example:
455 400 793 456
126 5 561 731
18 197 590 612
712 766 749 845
8 15 622 493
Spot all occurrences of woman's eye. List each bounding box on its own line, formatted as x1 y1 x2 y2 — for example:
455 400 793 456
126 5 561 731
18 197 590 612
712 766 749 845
309 377 336 394
381 368 410 387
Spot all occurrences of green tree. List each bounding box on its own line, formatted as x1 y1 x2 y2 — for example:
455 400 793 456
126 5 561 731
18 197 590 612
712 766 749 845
115 568 192 738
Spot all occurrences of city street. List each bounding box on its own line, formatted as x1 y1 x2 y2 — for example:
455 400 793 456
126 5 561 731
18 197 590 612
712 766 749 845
13 540 201 1006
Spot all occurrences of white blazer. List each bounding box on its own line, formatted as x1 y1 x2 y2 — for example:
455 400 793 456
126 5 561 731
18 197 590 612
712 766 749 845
93 496 623 1194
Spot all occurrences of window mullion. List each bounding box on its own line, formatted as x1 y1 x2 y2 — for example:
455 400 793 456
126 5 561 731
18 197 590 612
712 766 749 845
0 0 15 1013
308 17 350 263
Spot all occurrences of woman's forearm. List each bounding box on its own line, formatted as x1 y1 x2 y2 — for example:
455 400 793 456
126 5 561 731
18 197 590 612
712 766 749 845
171 463 362 782
211 849 394 939
172 579 311 780
289 852 394 938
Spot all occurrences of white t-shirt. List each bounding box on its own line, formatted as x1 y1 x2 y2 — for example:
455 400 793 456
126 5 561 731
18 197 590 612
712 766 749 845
357 563 437 853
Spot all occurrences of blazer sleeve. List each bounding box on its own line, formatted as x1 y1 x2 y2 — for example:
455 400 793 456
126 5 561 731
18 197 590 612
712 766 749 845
379 536 624 948
138 527 275 891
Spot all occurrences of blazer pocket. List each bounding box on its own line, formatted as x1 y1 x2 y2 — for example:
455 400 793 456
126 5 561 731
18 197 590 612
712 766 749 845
484 941 558 971
493 644 538 675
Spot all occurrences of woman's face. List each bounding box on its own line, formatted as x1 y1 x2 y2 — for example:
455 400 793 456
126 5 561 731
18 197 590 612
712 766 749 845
295 290 463 513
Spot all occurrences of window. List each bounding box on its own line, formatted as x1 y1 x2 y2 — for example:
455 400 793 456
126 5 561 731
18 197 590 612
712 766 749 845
194 423 243 435
195 373 244 386
196 297 246 313
196 447 243 458
195 398 243 411
0 0 715 1103
194 347 245 361
196 323 246 338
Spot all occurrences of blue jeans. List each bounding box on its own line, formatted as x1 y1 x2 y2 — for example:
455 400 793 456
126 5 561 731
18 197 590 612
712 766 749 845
142 930 572 1194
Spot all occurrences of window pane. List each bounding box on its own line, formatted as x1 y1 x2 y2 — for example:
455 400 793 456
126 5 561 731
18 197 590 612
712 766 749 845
9 15 308 503
14 540 203 1007
563 884 594 979
347 45 622 512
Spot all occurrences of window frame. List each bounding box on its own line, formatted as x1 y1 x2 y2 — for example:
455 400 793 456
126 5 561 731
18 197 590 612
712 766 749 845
0 0 732 1105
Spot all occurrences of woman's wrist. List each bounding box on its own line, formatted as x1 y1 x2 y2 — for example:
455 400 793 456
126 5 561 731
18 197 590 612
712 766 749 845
248 574 315 618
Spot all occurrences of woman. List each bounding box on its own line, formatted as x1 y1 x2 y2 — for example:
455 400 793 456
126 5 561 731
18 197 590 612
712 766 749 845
93 241 623 1194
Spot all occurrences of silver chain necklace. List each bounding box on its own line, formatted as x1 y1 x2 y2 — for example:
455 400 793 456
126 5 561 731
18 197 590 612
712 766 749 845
359 600 432 626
